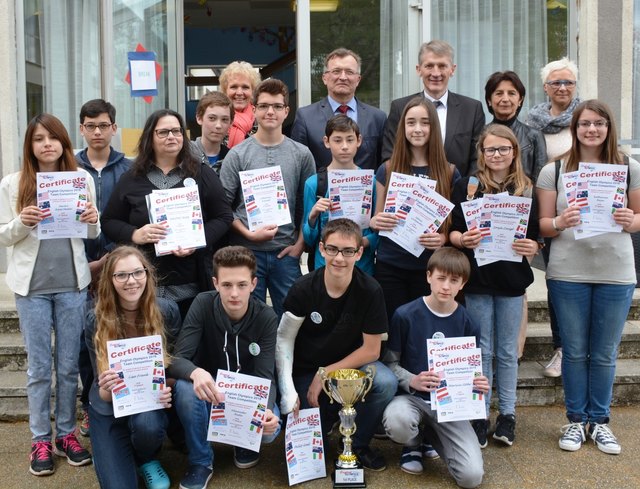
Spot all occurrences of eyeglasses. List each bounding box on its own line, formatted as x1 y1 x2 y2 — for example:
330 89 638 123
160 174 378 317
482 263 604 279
577 120 609 129
113 268 147 283
155 128 183 138
545 80 576 89
322 244 359 257
324 68 360 77
82 123 113 132
255 103 287 112
482 146 513 156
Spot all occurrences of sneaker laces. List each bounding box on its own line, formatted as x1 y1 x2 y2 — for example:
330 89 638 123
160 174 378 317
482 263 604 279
31 441 52 461
561 422 586 443
591 424 617 445
59 433 84 453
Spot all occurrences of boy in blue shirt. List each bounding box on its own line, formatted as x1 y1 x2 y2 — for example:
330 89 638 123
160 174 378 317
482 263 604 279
382 247 488 488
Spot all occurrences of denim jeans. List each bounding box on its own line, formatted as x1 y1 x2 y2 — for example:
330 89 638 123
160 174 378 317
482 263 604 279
15 290 87 441
89 405 168 489
547 280 634 424
252 250 301 319
465 293 523 416
293 361 398 450
174 379 281 467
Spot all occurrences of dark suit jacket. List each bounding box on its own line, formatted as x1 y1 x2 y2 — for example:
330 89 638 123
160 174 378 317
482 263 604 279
381 91 485 177
291 97 387 170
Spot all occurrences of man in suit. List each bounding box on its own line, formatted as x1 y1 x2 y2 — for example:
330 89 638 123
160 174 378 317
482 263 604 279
381 40 485 177
291 48 387 170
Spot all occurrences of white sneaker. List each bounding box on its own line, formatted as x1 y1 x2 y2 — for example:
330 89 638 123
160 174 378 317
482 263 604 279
543 349 562 378
559 422 585 451
589 423 621 455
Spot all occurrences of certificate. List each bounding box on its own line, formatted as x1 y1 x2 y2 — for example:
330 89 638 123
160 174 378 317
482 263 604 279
382 172 436 214
36 171 88 239
577 162 626 235
560 171 601 240
460 199 497 266
430 347 486 422
327 169 374 229
285 408 327 486
207 369 272 451
106 335 166 418
240 166 292 231
146 186 207 256
427 336 476 406
380 182 453 257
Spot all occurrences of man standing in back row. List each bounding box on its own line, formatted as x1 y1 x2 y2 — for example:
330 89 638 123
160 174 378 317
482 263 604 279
381 40 485 177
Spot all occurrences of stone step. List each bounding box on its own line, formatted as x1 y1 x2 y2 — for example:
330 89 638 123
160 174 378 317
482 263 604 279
0 306 19 335
526 297 640 323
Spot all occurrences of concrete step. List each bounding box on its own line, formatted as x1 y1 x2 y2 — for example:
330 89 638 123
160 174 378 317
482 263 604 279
0 306 19 334
0 332 27 371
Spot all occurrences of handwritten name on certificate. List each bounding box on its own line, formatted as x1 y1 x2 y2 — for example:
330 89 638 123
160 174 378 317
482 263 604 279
427 336 477 407
478 194 532 263
431 347 486 423
285 408 327 486
380 183 453 257
382 172 436 214
327 169 374 229
578 162 627 235
146 186 207 256
106 334 166 418
207 369 271 451
239 166 292 231
36 171 88 239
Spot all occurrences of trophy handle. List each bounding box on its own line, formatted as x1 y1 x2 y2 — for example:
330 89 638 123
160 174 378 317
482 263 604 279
317 367 335 404
360 364 376 402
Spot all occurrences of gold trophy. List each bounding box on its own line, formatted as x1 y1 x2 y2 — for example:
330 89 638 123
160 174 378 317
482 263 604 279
318 365 376 488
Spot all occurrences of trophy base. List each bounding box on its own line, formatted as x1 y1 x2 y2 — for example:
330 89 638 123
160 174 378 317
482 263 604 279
332 461 366 488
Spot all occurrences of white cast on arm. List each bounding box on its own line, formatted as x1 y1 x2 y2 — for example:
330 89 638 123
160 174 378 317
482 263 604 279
276 311 305 414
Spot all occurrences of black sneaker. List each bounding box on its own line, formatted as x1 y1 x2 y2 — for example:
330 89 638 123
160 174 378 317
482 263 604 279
493 414 516 446
234 447 260 469
54 432 92 466
353 446 387 471
29 441 54 476
471 419 489 449
179 465 213 489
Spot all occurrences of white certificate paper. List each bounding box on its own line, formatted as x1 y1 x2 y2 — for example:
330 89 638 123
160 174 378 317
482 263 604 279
285 408 327 486
427 336 477 406
207 369 272 451
380 183 453 257
106 334 166 418
240 166 292 231
382 172 436 214
577 162 627 235
431 347 486 422
327 169 374 229
36 171 88 239
146 186 207 256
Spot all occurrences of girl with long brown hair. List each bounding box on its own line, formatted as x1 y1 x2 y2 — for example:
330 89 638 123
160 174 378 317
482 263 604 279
0 113 98 476
86 245 181 489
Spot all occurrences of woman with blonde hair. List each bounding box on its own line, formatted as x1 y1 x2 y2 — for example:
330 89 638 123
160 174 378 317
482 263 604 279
219 61 262 147
87 245 181 488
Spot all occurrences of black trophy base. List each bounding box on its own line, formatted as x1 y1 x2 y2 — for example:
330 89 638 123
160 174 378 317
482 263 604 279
331 460 366 488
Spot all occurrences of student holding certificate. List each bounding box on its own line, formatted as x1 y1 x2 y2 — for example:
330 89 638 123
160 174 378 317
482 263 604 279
101 109 233 319
537 100 640 455
450 125 539 448
86 246 180 489
371 97 460 321
0 114 98 476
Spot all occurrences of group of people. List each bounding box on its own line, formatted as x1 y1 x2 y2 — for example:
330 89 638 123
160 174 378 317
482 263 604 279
0 38 636 489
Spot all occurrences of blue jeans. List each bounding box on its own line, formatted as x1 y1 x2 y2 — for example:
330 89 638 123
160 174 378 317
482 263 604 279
547 280 634 424
174 379 281 467
465 294 523 416
15 290 87 441
252 250 301 318
293 361 398 450
89 405 168 489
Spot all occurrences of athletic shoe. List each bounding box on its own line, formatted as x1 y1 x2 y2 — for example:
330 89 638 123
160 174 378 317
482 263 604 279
421 442 440 459
399 446 423 474
471 419 489 448
138 460 170 489
543 349 562 378
589 423 621 455
29 441 54 476
234 447 260 469
354 446 387 471
373 422 389 440
54 433 92 466
559 422 586 451
79 408 90 437
179 465 213 489
493 414 516 446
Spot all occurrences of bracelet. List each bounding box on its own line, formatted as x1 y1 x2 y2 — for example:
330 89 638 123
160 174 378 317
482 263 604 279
552 217 565 232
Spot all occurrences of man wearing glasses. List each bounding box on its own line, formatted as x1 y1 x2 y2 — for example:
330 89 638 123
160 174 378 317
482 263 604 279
291 48 387 170
276 218 398 472
220 79 316 318
75 98 132 438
